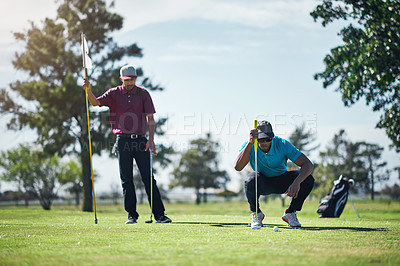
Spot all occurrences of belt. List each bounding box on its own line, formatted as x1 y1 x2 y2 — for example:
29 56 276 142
117 134 145 139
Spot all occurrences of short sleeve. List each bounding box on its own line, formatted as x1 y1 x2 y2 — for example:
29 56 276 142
239 141 248 151
283 139 302 162
143 91 156 114
240 141 254 163
97 89 113 107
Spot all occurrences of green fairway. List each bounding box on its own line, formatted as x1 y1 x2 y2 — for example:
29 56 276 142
1 200 399 265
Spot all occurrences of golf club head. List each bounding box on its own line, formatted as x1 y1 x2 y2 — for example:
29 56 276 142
95 218 98 224
348 179 355 185
145 219 153 223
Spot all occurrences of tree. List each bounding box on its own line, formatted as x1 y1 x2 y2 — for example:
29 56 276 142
58 160 83 206
358 142 390 200
380 184 400 200
311 0 400 151
0 145 80 210
289 123 320 153
314 130 371 197
313 130 351 198
0 0 170 211
287 123 320 170
216 189 237 202
170 133 230 204
394 166 400 182
380 166 400 200
314 129 389 198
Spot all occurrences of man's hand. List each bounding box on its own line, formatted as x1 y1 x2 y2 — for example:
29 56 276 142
82 77 100 106
146 139 157 156
285 181 300 198
286 154 314 198
82 77 91 91
249 129 258 143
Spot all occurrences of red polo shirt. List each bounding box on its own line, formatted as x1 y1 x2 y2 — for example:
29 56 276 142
97 85 156 135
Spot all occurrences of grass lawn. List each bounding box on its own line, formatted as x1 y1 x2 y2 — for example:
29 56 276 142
0 199 399 265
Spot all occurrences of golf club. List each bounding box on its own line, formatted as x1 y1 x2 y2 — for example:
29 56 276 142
145 151 154 223
254 120 259 226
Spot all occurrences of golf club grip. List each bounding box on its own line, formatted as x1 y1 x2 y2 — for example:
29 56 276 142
254 120 257 152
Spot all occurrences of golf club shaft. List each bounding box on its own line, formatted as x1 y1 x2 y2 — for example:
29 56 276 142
149 151 154 222
254 120 258 218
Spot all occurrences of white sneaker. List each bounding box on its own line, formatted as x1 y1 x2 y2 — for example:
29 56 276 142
282 209 301 227
251 211 265 230
125 215 137 224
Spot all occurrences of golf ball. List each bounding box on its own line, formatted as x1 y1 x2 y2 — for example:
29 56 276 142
273 226 279 232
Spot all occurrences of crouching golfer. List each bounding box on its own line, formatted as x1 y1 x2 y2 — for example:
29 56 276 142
234 121 314 229
83 65 171 224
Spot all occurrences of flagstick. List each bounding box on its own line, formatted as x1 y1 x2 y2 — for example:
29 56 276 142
254 120 258 225
81 33 97 224
84 67 97 224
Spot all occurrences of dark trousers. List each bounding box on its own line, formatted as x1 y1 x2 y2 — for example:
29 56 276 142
117 136 165 219
245 170 314 212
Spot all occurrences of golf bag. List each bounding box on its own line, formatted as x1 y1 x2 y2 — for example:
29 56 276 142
317 175 354 218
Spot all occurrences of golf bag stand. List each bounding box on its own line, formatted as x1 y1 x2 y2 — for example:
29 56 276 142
317 175 356 218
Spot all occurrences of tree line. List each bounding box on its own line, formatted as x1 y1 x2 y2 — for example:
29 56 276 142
2 125 399 210
0 0 399 210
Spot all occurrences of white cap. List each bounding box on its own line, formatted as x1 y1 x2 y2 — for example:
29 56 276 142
120 65 137 80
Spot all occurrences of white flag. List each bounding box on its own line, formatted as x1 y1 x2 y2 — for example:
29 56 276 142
81 33 93 69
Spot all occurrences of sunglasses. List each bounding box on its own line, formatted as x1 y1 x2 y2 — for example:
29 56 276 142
258 137 273 143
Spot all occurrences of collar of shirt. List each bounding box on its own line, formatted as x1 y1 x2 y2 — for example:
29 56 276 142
121 86 127 94
121 85 136 94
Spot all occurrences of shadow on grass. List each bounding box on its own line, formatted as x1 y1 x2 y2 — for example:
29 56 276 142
299 226 388 232
172 221 388 231
173 221 251 227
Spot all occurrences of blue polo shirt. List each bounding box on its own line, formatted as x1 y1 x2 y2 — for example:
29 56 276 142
240 136 302 177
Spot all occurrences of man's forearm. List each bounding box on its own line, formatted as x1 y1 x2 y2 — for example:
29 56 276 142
147 115 155 140
84 86 100 106
148 123 155 140
294 161 314 184
234 142 252 171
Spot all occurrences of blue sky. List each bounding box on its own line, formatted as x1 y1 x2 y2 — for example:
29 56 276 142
0 0 398 194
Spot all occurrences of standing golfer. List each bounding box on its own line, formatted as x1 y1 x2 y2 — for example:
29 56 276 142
234 121 314 229
83 65 171 224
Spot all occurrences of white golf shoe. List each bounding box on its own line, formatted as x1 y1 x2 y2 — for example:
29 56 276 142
282 209 301 227
251 211 265 230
